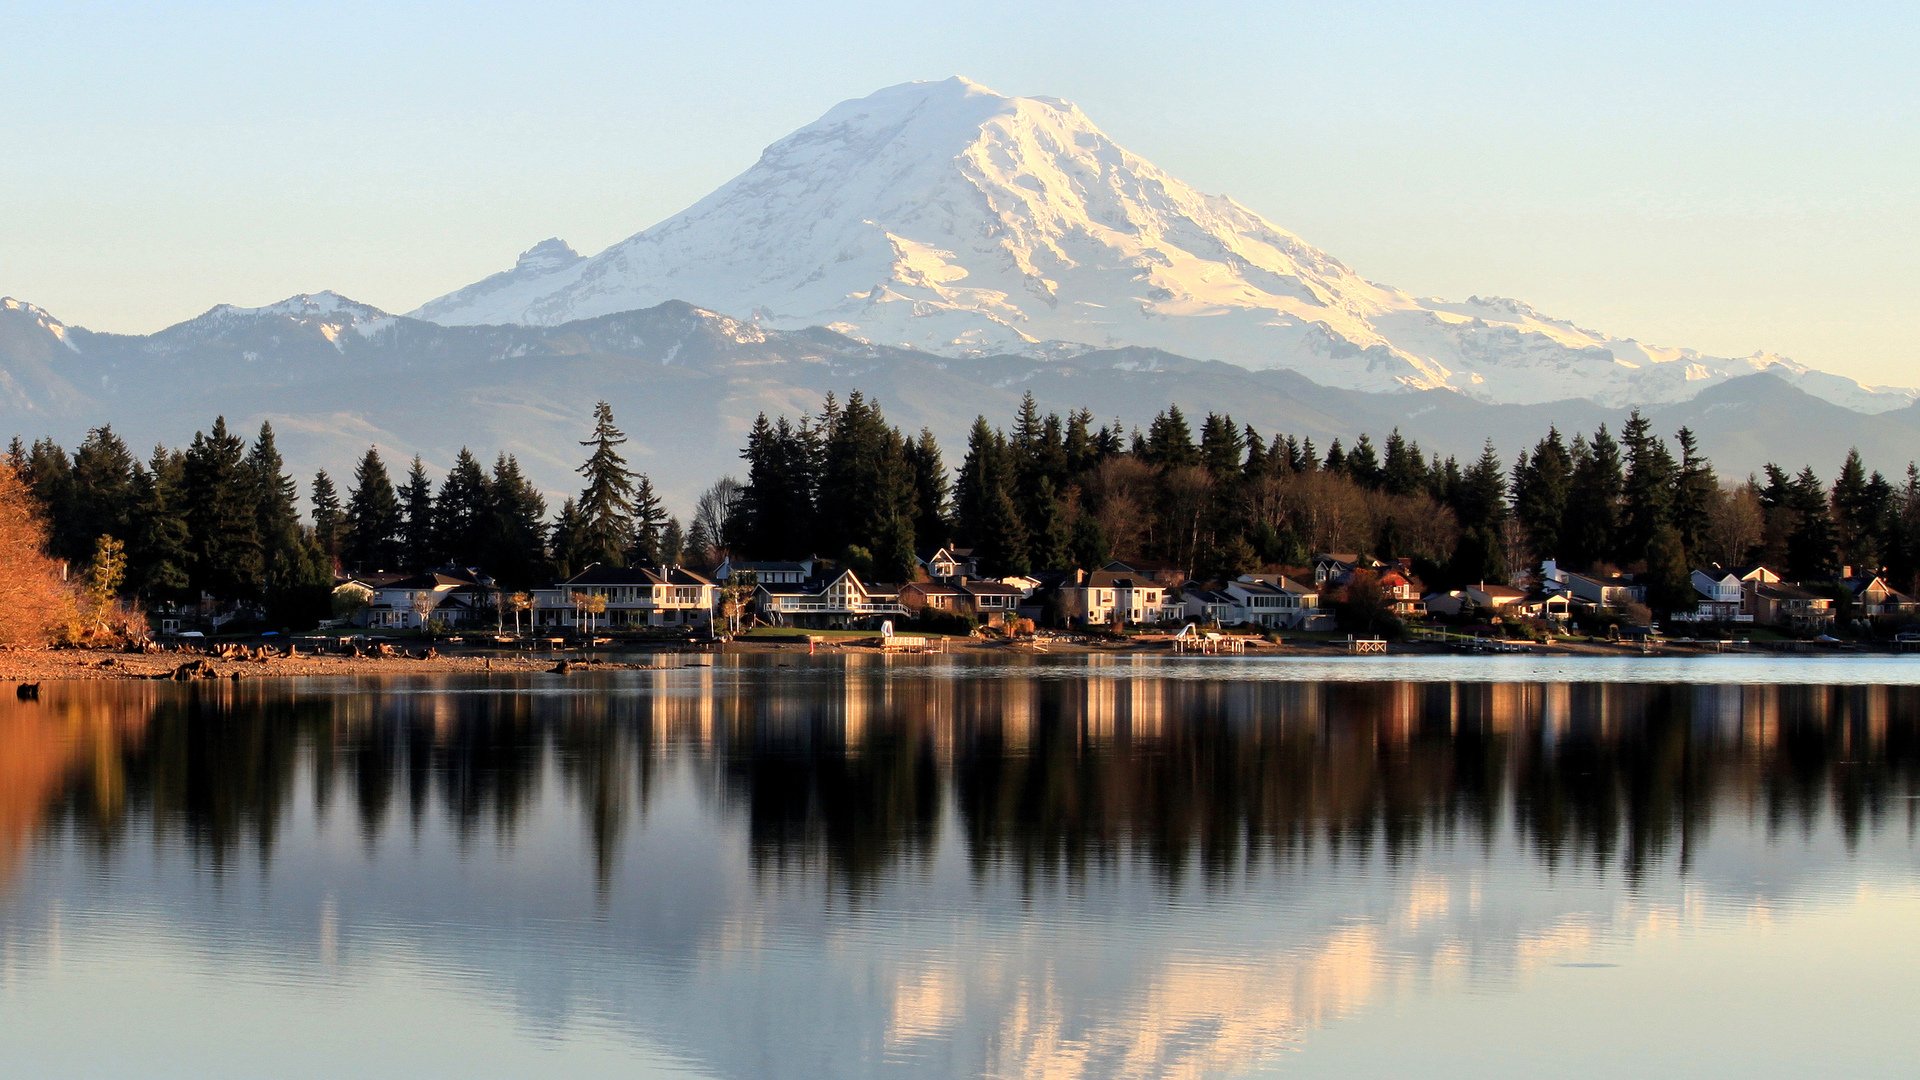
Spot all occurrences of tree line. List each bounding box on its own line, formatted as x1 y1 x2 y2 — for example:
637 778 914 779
10 391 1920 620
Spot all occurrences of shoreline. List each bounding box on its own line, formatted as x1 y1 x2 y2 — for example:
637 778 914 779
0 634 1896 684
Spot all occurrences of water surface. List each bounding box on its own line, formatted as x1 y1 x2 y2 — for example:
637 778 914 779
2 655 1916 1077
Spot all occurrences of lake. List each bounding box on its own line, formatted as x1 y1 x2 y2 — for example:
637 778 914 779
2 655 1917 1078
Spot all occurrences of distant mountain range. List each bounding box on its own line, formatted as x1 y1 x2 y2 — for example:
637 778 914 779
5 291 1917 514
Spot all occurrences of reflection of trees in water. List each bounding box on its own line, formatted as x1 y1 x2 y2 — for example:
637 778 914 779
5 674 1918 895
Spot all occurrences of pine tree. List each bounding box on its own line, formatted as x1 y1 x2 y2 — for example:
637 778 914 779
344 447 403 572
182 417 263 598
1672 427 1717 564
628 473 667 565
247 422 308 590
1564 426 1623 569
1830 448 1877 573
1512 428 1572 562
482 454 549 588
400 455 437 571
435 449 491 567
310 470 345 569
905 429 950 547
128 445 190 599
660 517 684 567
67 425 135 565
575 401 637 567
1785 467 1835 581
1620 409 1677 564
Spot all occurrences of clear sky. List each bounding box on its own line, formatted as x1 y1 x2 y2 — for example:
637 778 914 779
3 1 1915 385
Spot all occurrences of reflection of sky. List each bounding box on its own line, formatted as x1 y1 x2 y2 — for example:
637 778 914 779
1 661 1917 1079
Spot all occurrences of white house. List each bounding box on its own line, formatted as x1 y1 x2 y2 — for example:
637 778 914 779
533 564 718 630
356 569 497 630
1222 574 1328 629
1060 569 1169 627
1672 568 1748 623
756 568 906 627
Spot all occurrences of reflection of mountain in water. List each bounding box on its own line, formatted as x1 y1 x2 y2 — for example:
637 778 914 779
1 661 1917 1077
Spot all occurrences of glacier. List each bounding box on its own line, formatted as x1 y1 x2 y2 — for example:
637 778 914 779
410 76 1913 413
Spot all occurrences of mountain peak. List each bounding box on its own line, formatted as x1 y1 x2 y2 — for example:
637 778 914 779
201 291 391 323
406 79 1914 412
515 238 581 272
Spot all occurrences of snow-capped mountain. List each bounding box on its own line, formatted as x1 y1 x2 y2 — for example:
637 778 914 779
411 77 1913 412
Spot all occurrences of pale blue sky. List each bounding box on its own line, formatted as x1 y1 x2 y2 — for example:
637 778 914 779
4 2 1915 383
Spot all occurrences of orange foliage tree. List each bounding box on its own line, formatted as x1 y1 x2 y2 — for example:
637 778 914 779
0 462 78 647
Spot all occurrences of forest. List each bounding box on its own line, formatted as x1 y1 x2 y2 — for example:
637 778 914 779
6 388 1920 628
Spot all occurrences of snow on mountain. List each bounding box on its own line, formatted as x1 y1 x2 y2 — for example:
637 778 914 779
1 297 79 352
411 76 1913 412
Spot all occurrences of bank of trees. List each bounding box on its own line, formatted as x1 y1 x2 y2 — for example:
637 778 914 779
10 392 1920 626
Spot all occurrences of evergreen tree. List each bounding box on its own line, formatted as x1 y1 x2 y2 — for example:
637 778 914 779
1512 428 1572 562
344 447 403 572
1564 426 1623 568
1345 433 1382 489
128 445 190 599
310 470 345 569
574 401 636 567
1672 427 1717 563
1785 466 1835 581
1381 429 1426 497
1620 409 1677 564
1830 448 1879 572
247 422 308 590
400 455 437 571
67 425 136 565
1144 406 1198 468
660 517 684 567
482 454 548 587
628 472 667 565
550 497 589 579
435 449 491 567
181 417 263 597
905 429 950 547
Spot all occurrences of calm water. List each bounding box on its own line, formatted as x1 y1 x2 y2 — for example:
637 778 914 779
2 655 1918 1078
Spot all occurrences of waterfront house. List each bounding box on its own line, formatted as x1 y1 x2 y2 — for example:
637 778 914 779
755 568 906 628
359 569 497 630
1222 573 1328 629
919 545 979 582
532 564 718 630
1843 573 1919 623
1060 568 1168 627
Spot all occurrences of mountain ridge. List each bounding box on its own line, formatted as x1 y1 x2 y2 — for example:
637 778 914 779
410 76 1913 414
5 288 1917 517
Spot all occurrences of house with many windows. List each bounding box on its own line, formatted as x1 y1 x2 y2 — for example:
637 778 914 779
1222 574 1328 629
532 564 718 630
755 568 906 628
353 569 498 630
1059 569 1169 627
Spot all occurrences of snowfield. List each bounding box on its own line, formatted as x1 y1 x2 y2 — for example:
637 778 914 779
411 77 1913 412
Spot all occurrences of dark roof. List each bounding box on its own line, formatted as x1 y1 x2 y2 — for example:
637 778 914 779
961 581 1024 597
562 563 713 588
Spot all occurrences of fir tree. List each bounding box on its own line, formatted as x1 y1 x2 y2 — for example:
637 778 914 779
128 445 190 599
310 470 345 568
400 455 437 571
435 449 491 567
181 417 263 598
628 472 667 565
575 401 636 567
344 447 402 572
247 422 308 590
